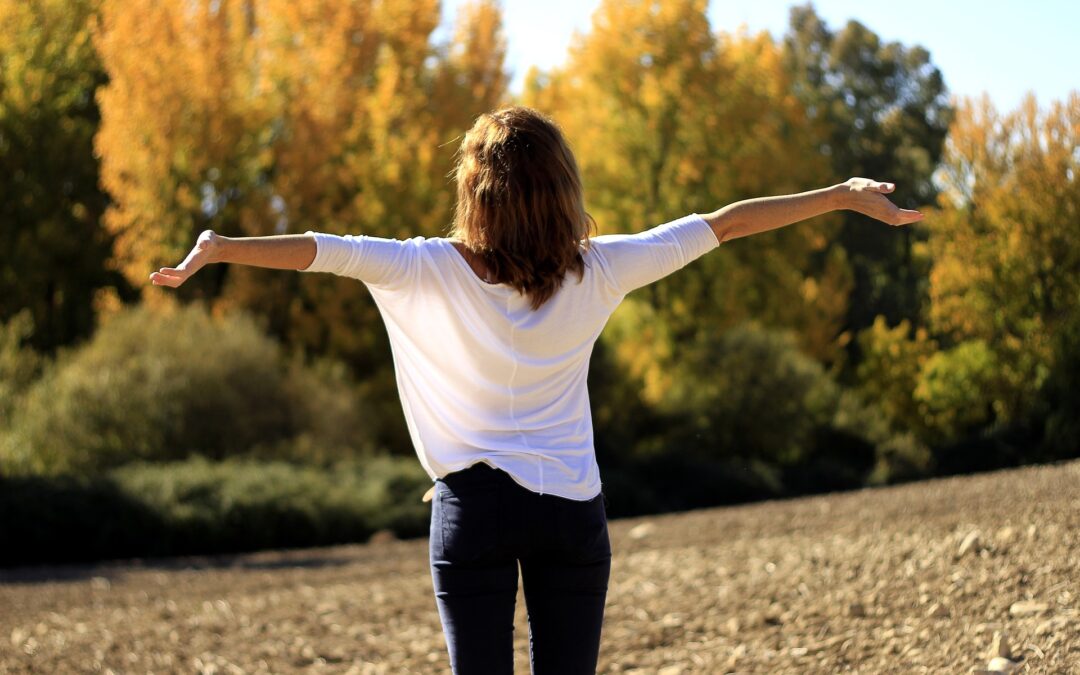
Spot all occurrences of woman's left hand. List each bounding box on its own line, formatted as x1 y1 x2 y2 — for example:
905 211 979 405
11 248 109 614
839 178 925 226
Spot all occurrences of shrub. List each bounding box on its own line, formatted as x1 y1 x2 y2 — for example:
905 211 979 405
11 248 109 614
660 322 839 467
866 432 932 486
0 455 432 567
0 310 43 428
1035 314 1080 461
0 302 377 476
0 472 164 567
914 339 1001 444
854 316 937 435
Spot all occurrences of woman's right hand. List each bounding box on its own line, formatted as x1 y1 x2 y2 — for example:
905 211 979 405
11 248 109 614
839 178 924 226
148 229 223 288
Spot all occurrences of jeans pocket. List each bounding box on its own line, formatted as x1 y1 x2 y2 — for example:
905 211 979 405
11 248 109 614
560 493 611 562
436 482 500 564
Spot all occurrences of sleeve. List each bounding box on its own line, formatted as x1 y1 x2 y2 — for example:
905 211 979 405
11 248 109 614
589 214 720 296
299 231 420 290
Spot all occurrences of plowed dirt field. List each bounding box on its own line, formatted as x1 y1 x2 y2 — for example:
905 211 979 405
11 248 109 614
2 460 1078 673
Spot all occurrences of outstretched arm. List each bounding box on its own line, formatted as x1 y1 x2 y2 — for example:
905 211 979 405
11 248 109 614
148 231 316 288
702 177 923 244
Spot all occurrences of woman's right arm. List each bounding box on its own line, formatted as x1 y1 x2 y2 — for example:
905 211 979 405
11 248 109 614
148 231 316 288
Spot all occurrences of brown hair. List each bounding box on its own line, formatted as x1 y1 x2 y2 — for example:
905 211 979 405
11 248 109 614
449 106 596 310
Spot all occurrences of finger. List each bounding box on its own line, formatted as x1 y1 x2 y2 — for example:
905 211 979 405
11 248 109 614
893 209 924 226
149 271 184 287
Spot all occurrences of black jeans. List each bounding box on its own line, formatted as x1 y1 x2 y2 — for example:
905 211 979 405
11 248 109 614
429 462 612 675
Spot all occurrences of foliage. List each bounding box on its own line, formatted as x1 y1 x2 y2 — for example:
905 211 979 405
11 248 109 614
782 3 952 338
92 0 508 453
865 432 932 486
0 455 431 567
913 340 1001 444
598 322 880 507
658 323 839 467
855 316 937 434
1033 313 1080 461
93 0 505 346
0 0 131 352
929 93 1080 426
0 303 377 476
857 317 1007 446
0 310 43 428
524 0 851 367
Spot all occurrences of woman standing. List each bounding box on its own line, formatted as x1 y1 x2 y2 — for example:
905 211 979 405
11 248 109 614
149 106 921 674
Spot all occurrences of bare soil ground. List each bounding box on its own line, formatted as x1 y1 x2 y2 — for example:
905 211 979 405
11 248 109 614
2 460 1078 674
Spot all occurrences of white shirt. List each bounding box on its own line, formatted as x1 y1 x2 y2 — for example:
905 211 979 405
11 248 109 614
301 214 720 500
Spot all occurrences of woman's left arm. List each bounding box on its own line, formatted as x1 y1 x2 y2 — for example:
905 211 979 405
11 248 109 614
702 177 924 244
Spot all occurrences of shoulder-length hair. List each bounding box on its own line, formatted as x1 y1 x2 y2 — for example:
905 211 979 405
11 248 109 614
449 106 596 310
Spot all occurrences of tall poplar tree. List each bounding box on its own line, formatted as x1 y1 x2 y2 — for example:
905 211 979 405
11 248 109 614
95 0 508 453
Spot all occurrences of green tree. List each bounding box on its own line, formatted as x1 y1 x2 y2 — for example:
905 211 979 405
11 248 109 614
782 3 952 342
0 0 130 352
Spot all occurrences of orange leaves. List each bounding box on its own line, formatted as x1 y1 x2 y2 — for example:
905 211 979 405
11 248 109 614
525 0 843 363
927 92 1080 422
92 0 508 370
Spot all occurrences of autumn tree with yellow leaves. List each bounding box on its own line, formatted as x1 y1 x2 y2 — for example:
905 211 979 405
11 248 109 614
95 0 506 325
854 92 1080 457
928 94 1080 430
93 0 507 452
524 0 851 406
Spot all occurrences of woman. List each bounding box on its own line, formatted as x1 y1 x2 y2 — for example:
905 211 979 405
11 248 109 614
149 106 922 674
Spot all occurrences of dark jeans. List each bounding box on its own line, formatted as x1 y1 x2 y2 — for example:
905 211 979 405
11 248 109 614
429 462 612 675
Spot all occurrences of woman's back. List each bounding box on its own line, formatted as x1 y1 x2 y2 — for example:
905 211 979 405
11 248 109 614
301 213 719 499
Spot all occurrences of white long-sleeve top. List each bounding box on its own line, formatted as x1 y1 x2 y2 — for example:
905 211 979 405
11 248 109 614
301 214 720 500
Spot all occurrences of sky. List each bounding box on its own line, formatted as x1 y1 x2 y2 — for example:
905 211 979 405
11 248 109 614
441 0 1079 112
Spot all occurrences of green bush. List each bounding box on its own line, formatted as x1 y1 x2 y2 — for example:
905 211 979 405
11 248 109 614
914 339 1001 444
1036 314 1080 460
866 432 932 485
0 309 43 428
0 472 164 567
660 322 839 467
606 322 879 502
0 302 377 475
0 455 432 567
854 317 936 436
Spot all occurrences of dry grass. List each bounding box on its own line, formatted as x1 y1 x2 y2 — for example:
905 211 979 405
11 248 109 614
2 460 1078 674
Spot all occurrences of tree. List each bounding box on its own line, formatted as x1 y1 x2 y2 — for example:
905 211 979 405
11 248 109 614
929 92 1080 425
95 0 507 347
524 0 849 408
95 0 508 453
782 3 952 343
0 0 130 352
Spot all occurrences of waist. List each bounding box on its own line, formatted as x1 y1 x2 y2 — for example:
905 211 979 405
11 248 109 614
438 458 601 502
